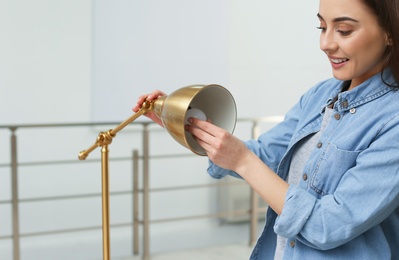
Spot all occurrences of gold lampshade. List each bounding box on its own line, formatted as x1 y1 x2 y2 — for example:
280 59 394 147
152 84 237 156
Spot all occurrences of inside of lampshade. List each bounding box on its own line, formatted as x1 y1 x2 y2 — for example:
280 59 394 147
184 85 237 155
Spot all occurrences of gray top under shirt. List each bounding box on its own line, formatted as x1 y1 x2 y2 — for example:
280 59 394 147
274 107 334 260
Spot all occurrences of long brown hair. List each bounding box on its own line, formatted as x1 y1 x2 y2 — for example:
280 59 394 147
363 0 399 87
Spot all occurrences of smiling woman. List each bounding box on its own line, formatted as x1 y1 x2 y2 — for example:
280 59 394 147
317 0 394 89
134 0 399 259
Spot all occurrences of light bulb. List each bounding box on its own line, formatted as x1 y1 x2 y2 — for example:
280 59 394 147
185 108 207 124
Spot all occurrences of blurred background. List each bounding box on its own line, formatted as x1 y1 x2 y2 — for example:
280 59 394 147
0 0 330 259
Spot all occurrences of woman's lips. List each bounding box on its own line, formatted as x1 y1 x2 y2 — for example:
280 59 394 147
330 57 349 69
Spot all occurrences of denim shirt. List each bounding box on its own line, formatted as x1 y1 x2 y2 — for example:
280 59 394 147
208 71 399 259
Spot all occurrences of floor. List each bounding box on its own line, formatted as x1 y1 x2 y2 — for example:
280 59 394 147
118 244 253 260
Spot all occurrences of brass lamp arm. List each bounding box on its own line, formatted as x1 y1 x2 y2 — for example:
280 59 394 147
78 100 155 160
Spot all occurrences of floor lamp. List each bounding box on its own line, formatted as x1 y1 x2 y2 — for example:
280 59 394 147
78 84 237 260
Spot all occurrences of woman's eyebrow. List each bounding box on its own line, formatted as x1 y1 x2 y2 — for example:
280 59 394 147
317 13 359 23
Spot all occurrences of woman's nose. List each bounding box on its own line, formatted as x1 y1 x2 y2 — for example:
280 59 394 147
320 31 338 52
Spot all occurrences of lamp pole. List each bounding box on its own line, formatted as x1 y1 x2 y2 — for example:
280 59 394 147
101 145 110 260
78 100 155 260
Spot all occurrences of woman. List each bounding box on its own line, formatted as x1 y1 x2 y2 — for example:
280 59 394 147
133 0 399 258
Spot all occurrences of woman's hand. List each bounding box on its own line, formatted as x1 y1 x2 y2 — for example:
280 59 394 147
186 117 289 215
132 90 166 127
185 117 251 173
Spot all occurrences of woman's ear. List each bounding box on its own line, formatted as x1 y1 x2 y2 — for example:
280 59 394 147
386 33 393 46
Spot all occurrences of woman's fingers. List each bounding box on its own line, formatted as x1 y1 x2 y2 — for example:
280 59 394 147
132 90 167 126
185 117 243 169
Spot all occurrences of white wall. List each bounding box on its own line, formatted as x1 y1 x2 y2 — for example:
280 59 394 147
0 0 92 125
227 0 331 117
0 0 331 259
91 0 331 122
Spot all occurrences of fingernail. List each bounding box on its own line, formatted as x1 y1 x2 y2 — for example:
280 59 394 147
188 117 193 124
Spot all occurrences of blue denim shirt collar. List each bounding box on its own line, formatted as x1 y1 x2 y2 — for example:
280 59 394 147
323 71 395 114
338 74 394 111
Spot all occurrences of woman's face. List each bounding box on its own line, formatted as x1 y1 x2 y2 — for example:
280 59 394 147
318 0 390 89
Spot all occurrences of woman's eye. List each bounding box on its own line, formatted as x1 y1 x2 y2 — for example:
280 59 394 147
337 30 353 36
317 26 326 32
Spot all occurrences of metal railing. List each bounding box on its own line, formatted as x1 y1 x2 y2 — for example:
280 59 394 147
0 116 282 260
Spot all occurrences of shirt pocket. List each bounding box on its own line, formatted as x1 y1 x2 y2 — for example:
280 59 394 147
310 142 362 195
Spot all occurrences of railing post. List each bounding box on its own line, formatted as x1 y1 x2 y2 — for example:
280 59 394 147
10 127 20 260
142 124 150 260
133 150 139 255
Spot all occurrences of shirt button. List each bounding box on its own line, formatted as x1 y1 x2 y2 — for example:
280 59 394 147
350 108 356 114
290 240 296 247
334 113 341 120
342 100 349 108
317 142 323 148
303 173 308 181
